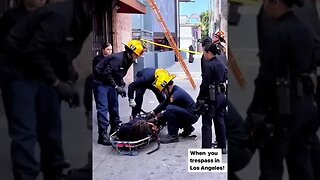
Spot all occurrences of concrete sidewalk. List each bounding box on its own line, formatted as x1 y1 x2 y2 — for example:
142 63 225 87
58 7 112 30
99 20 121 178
92 57 228 180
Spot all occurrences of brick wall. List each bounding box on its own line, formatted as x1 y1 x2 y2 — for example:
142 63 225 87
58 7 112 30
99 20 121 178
112 10 134 84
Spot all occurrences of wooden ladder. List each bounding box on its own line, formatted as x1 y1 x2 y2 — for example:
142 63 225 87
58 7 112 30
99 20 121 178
147 0 196 89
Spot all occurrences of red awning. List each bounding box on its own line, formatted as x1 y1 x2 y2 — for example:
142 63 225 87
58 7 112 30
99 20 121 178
117 0 147 14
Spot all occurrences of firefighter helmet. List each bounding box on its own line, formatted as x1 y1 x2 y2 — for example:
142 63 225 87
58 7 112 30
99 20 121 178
153 72 176 92
124 40 147 57
155 68 170 80
214 30 226 43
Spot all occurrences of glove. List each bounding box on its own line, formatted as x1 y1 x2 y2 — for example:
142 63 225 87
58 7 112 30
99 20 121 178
129 99 136 107
54 80 80 108
115 86 126 98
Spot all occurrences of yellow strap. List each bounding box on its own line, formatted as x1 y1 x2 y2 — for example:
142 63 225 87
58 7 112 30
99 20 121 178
141 39 203 55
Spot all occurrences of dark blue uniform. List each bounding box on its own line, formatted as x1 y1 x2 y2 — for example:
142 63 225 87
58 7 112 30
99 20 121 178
248 9 318 180
1 0 92 179
198 56 227 149
128 68 165 117
93 51 133 136
154 85 198 136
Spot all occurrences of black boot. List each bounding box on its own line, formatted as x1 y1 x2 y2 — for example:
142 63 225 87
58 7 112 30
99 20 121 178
97 131 111 146
179 126 195 137
160 134 179 144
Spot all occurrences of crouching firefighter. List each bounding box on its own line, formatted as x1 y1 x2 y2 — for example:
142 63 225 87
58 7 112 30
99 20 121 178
127 68 166 118
93 40 147 146
246 1 319 179
147 71 199 144
197 43 228 154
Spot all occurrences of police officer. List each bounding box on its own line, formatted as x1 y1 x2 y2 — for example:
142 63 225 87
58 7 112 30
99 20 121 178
1 0 97 179
151 72 199 144
247 0 318 179
93 40 147 146
83 42 112 128
127 68 166 118
197 43 227 154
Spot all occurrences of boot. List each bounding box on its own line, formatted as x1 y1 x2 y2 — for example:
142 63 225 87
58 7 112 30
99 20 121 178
97 131 111 146
160 134 179 144
179 126 195 137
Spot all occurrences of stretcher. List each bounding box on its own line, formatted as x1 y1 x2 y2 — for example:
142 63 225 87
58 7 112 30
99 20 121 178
110 131 159 156
109 113 161 156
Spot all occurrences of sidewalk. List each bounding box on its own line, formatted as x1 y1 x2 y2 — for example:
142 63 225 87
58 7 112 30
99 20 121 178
92 57 228 180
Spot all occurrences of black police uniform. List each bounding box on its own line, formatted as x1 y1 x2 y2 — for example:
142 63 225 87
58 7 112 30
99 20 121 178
1 0 92 179
247 9 318 180
93 51 134 141
128 68 165 117
198 54 228 149
154 85 198 141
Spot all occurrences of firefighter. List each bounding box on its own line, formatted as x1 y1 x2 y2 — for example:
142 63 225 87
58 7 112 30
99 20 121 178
93 39 147 146
197 43 227 154
127 68 166 118
247 0 319 179
0 0 97 179
150 71 199 144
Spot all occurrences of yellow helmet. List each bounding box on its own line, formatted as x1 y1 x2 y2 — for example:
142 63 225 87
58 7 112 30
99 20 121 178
154 68 169 80
124 40 147 57
153 73 176 92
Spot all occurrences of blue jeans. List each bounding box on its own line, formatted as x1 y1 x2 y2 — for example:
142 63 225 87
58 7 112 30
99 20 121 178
93 84 120 134
1 80 65 180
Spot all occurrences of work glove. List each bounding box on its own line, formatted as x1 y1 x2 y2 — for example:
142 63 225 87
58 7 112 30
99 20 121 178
54 80 80 108
115 86 126 98
129 99 136 107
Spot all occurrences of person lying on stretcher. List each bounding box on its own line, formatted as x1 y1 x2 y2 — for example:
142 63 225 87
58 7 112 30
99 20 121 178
117 114 164 141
